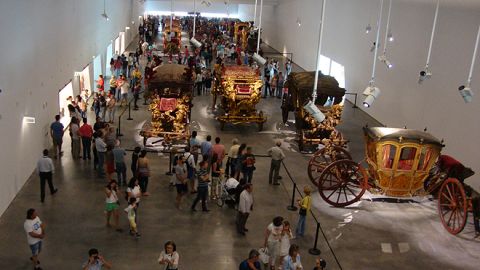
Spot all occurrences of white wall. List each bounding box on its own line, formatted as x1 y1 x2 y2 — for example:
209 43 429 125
145 0 239 15
238 4 255 22
0 0 143 216
264 0 480 189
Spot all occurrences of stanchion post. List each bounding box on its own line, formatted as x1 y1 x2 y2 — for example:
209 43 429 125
117 116 123 137
127 101 133 120
166 150 173 176
353 93 358 108
308 222 322 255
287 183 298 211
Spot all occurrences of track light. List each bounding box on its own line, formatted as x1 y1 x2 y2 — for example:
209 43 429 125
253 53 266 65
418 69 432 84
370 41 380 52
101 0 109 21
378 55 393 69
365 24 372 34
190 37 202 48
458 85 473 103
387 32 394 42
363 85 381 108
303 100 326 123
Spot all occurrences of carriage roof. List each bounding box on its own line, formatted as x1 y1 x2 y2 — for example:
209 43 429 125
363 127 444 147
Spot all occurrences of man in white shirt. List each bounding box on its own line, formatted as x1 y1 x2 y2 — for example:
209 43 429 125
237 184 253 235
24 208 45 270
37 149 58 203
119 76 130 106
95 131 107 177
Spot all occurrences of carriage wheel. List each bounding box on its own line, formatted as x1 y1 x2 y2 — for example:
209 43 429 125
318 159 367 207
308 146 352 186
438 178 467 235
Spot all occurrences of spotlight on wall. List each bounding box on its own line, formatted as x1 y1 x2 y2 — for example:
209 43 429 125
126 26 130 30
387 32 394 42
253 53 266 65
378 55 393 69
458 85 473 103
101 12 110 21
365 24 372 34
418 69 432 84
296 18 302 27
190 37 202 48
132 20 135 25
303 100 325 123
363 85 381 108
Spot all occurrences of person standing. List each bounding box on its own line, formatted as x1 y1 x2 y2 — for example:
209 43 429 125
95 131 107 177
267 140 285 185
174 157 188 209
295 185 312 238
200 135 213 163
24 208 45 270
227 138 240 177
191 161 210 212
106 93 116 124
112 140 127 186
239 249 261 270
92 93 101 118
242 147 256 183
137 150 151 196
119 76 130 106
50 115 64 159
124 198 140 238
37 149 58 203
277 72 284 98
282 244 303 270
105 180 121 232
82 248 112 270
70 117 81 159
158 241 179 270
264 216 284 270
109 75 117 96
237 183 253 235
211 137 226 167
131 147 141 176
183 146 197 193
79 118 93 160
96 74 104 93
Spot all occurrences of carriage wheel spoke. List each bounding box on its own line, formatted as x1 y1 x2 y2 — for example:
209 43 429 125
335 188 342 204
446 184 454 203
446 210 454 226
326 187 340 200
441 193 453 204
343 187 348 202
345 185 358 197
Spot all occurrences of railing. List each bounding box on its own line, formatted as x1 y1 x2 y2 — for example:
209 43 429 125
116 91 143 138
344 92 359 108
281 160 344 270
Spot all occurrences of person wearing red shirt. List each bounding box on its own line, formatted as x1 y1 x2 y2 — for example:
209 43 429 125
96 75 104 93
211 137 226 167
79 118 94 160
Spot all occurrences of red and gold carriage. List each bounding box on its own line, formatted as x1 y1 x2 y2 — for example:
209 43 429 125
308 126 476 235
214 65 265 131
140 64 194 146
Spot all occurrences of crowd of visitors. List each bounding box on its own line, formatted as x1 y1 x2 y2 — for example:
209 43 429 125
25 15 328 270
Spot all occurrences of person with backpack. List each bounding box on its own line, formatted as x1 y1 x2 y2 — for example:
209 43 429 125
183 146 197 194
174 156 188 209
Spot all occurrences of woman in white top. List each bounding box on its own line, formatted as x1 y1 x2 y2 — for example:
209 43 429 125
127 177 142 221
283 244 303 270
280 220 293 266
264 216 284 270
158 241 179 270
105 180 121 232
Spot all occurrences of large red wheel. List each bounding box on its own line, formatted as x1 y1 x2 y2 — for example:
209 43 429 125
308 146 352 186
438 178 468 235
318 159 367 207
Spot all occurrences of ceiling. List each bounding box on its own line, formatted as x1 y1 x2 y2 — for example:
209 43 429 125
144 0 480 9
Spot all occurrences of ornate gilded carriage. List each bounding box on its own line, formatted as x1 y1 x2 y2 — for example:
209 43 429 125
308 126 475 235
282 71 346 151
163 19 182 54
140 64 194 146
214 66 265 131
234 22 250 50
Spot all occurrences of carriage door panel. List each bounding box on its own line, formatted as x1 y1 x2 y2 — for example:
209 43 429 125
376 144 397 192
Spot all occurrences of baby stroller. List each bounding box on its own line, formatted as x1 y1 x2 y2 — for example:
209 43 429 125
216 178 243 208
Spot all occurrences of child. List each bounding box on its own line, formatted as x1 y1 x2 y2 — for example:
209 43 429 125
280 220 293 266
124 198 140 238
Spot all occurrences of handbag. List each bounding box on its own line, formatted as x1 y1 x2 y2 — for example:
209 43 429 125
258 247 269 264
299 207 307 216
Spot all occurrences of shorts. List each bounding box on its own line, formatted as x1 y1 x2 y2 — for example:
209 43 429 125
53 137 63 147
176 184 188 194
105 202 119 212
29 241 42 256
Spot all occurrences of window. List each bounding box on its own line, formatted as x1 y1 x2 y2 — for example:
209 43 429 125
330 60 345 88
398 147 417 170
318 55 331 76
417 147 434 171
381 145 397 169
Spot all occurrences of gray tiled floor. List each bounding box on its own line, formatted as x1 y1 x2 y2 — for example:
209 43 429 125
0 36 478 270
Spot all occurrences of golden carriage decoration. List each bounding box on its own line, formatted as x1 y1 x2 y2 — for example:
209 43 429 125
214 66 266 131
234 22 250 50
308 126 475 235
163 18 182 55
282 71 346 151
140 64 194 146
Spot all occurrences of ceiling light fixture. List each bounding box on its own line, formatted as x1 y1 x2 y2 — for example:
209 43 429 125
419 0 439 84
364 0 384 108
379 0 393 69
306 0 327 123
458 24 480 103
365 23 372 34
101 0 109 21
